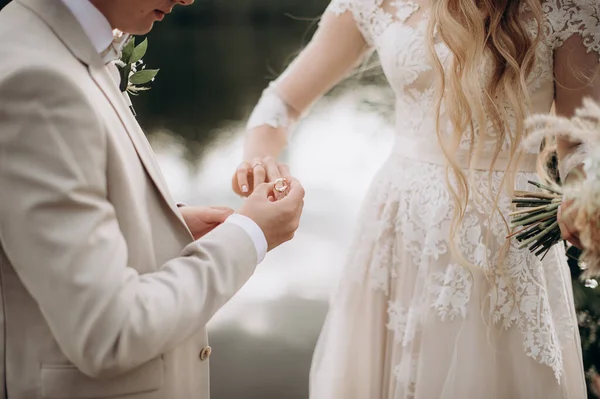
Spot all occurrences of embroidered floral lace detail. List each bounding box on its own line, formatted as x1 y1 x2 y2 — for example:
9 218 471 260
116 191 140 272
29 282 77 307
391 0 420 22
342 158 574 380
543 0 600 57
430 264 473 321
327 0 394 46
246 86 292 131
387 300 409 342
393 355 418 397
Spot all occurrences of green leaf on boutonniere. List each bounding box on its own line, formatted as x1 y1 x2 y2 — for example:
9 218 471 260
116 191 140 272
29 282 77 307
130 38 148 65
121 37 136 64
115 35 158 105
129 69 159 85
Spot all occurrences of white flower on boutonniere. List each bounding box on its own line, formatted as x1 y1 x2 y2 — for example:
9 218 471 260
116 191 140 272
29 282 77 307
111 29 159 115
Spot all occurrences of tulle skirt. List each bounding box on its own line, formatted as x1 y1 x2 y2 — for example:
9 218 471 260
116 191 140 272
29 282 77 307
309 156 587 399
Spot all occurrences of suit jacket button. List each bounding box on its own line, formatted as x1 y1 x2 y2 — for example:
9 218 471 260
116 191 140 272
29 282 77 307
199 346 212 361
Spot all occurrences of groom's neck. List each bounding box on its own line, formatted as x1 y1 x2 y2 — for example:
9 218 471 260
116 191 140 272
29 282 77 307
89 0 154 35
89 1 117 29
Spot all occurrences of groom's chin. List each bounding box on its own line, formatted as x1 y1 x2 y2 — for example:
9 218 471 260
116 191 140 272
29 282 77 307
120 21 156 36
115 14 160 36
137 22 156 35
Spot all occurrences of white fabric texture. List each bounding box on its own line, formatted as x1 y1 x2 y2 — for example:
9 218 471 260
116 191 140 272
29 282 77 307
60 0 113 54
225 214 268 263
246 0 600 398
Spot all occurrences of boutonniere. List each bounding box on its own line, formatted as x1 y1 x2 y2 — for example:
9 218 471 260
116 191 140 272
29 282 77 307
111 30 159 115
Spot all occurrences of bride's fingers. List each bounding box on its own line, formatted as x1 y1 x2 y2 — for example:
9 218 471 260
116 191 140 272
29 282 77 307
236 161 251 194
262 156 282 182
278 163 290 178
558 205 583 249
252 158 267 189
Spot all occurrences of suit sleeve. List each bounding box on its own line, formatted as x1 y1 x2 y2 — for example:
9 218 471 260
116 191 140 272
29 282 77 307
0 66 257 378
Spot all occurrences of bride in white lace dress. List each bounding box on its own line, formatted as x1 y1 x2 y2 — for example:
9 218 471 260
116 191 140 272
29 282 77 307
233 0 600 397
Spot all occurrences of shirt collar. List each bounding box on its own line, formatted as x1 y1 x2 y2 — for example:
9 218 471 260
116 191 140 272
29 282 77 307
61 0 114 55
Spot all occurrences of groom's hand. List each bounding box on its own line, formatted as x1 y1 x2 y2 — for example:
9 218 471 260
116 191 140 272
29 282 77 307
179 206 235 240
237 178 305 251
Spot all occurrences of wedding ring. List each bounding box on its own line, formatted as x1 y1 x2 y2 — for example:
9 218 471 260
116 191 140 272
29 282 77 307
274 178 288 193
252 162 264 169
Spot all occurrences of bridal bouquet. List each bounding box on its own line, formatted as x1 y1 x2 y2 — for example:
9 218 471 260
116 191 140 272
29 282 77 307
509 180 563 259
509 98 600 276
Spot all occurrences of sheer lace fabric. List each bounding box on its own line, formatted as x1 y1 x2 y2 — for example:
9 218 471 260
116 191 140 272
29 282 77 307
246 84 292 131
246 0 599 397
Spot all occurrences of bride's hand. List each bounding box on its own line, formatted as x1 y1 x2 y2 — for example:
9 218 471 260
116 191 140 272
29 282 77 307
232 156 290 197
558 199 583 249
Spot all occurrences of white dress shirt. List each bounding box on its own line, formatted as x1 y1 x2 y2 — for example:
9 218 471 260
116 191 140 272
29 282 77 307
60 0 268 263
61 0 113 55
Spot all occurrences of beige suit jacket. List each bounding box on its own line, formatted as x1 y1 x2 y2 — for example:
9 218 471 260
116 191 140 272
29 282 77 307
0 0 258 398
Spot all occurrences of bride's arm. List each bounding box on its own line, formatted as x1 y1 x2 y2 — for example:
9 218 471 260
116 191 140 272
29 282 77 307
551 2 600 246
234 5 371 195
552 3 600 184
554 50 599 185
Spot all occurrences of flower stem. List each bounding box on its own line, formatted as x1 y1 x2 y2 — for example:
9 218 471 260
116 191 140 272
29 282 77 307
518 221 559 250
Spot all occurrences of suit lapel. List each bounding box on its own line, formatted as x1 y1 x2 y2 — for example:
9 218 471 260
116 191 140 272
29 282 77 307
88 65 188 226
17 0 189 229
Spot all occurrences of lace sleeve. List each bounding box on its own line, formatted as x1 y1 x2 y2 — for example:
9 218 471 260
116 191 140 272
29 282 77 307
545 0 600 55
326 0 391 47
245 1 371 133
547 0 600 181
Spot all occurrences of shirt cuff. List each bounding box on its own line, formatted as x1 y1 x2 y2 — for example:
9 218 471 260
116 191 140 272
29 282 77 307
224 214 267 264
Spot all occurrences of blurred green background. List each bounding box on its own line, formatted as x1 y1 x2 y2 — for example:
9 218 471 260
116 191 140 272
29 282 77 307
0 0 328 162
131 0 328 163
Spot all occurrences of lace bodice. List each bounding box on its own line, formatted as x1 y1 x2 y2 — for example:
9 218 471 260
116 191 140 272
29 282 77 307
248 0 599 161
324 0 599 154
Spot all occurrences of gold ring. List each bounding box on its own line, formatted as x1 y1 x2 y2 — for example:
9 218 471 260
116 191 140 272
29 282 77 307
274 178 288 193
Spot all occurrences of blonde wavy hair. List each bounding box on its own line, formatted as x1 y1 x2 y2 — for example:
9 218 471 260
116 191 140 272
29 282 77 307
426 0 544 269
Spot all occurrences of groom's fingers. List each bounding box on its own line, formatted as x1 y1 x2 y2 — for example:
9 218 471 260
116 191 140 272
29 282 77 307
198 207 234 224
209 207 235 221
210 206 235 212
558 204 582 249
252 182 276 198
281 178 305 204
278 163 290 178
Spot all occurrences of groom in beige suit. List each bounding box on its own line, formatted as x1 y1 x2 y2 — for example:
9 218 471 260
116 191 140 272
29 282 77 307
0 0 304 398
